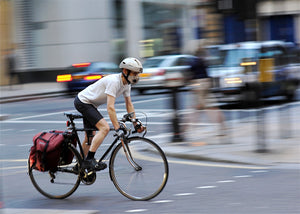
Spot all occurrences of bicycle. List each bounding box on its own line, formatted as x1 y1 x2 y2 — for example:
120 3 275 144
28 112 169 201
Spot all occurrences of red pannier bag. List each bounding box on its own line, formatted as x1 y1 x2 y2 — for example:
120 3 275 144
29 130 76 172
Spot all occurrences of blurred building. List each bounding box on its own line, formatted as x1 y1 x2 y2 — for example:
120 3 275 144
0 0 299 85
257 0 300 43
1 0 196 84
215 0 300 44
0 0 15 85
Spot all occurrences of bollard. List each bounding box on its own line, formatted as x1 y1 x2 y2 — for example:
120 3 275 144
279 104 291 139
256 108 267 153
170 87 183 142
165 72 185 143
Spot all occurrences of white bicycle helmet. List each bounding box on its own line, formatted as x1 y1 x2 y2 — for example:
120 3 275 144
119 57 143 73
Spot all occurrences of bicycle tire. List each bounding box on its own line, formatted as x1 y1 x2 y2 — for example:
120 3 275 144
109 137 169 201
28 144 82 199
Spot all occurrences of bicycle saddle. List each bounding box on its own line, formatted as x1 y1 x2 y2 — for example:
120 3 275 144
64 112 83 119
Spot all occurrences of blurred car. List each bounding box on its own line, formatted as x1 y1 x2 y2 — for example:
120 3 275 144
133 55 197 93
57 62 119 92
208 41 299 103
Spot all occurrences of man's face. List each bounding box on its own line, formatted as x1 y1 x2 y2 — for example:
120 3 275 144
127 70 140 84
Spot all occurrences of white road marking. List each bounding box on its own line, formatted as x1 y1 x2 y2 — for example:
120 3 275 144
2 120 172 125
19 129 36 132
148 133 173 139
174 193 196 196
18 144 32 147
0 129 14 132
168 159 269 169
251 170 268 173
0 170 27 176
234 175 252 178
131 97 170 105
5 97 170 121
0 159 27 162
9 110 74 121
197 186 217 189
2 120 68 124
217 180 236 183
151 200 173 203
229 202 243 206
125 209 148 213
2 209 99 214
0 166 27 170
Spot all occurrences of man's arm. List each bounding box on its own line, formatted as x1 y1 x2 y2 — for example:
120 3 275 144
107 94 120 130
125 96 145 133
124 96 136 119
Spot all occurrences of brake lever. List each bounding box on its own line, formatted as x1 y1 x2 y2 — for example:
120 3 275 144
122 112 135 122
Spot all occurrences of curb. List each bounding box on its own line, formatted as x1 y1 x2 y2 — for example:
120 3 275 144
157 140 270 166
2 208 100 214
0 90 69 104
163 149 272 166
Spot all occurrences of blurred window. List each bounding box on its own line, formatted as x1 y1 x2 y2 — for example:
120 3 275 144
143 58 165 68
175 57 190 66
86 62 119 73
206 46 223 66
223 49 257 67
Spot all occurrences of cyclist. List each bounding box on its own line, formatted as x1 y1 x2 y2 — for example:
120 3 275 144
74 57 144 171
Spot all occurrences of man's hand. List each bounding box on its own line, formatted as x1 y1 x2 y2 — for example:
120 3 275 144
134 121 145 133
115 128 125 137
115 123 127 137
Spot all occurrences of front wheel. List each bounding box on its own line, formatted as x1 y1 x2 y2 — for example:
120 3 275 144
109 137 169 201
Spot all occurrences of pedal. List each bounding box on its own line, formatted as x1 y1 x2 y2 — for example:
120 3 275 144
84 170 95 178
81 170 96 185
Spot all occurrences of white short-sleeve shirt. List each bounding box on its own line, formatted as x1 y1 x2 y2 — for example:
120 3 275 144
78 73 131 107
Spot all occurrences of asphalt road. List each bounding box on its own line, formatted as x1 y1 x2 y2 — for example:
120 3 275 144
1 92 300 213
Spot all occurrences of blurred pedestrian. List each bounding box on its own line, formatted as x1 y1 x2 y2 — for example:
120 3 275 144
187 47 226 136
5 48 19 89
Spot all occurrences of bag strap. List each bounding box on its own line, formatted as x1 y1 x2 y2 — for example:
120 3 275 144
31 132 47 168
40 132 60 168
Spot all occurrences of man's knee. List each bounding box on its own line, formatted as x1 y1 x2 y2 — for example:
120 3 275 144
96 119 110 134
102 124 110 134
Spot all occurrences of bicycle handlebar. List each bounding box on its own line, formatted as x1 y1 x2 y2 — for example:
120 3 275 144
120 112 135 122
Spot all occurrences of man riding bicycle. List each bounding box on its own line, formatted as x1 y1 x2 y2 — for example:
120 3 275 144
74 57 144 171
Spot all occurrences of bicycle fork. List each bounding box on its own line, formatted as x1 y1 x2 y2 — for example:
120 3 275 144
120 138 142 171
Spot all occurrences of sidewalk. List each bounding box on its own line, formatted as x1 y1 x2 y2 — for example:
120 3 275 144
0 82 67 103
1 82 300 167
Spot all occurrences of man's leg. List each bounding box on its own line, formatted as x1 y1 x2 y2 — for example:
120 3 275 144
83 118 110 171
81 131 95 157
89 118 110 152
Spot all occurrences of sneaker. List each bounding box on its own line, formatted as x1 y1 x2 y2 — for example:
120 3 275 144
82 158 107 171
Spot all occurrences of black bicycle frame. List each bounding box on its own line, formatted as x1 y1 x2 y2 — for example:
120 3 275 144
66 113 138 169
70 124 121 164
98 137 120 163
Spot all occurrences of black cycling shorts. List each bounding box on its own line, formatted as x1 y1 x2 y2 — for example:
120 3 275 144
74 96 103 135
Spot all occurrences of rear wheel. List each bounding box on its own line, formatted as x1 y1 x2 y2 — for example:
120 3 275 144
109 137 169 201
28 144 82 199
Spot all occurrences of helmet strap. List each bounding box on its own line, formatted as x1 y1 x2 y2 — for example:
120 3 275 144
122 69 132 85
